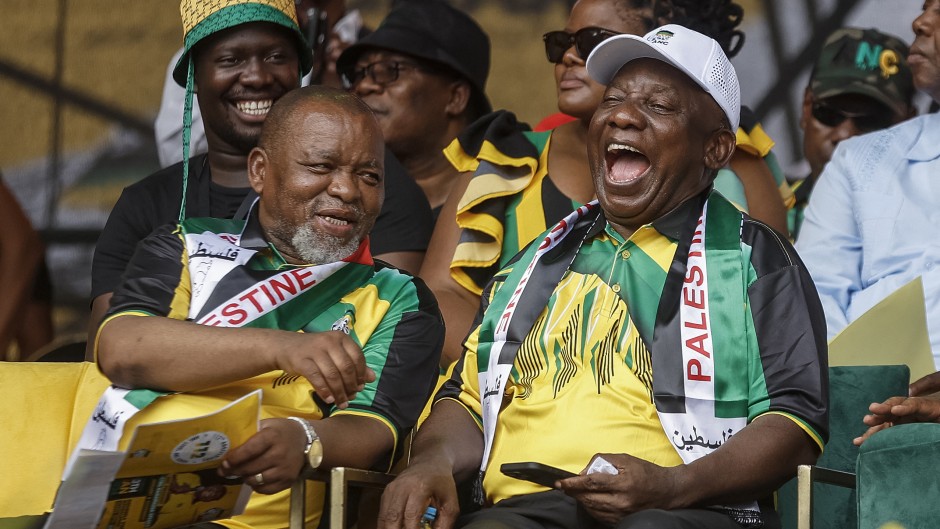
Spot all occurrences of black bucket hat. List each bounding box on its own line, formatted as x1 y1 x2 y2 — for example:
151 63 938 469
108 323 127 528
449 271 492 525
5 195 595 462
337 0 491 113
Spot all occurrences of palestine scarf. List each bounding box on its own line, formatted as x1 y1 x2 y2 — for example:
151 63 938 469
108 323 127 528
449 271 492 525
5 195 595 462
73 209 374 467
180 212 375 329
475 191 762 526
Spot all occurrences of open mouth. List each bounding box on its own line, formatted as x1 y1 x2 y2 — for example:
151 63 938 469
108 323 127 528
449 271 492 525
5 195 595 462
315 208 360 236
235 99 273 117
606 143 651 183
320 214 351 227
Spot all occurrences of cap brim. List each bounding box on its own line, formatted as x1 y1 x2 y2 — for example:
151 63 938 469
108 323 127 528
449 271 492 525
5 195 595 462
813 82 906 119
586 33 738 130
172 7 312 87
587 34 709 95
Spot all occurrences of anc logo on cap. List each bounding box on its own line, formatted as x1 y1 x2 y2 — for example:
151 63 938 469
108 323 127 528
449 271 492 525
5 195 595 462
879 50 900 78
810 28 914 119
854 40 901 79
649 29 675 45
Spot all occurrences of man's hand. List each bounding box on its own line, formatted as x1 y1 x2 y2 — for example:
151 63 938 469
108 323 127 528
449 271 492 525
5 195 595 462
220 418 308 494
275 331 376 409
558 453 680 526
854 394 940 445
910 370 940 397
378 459 461 529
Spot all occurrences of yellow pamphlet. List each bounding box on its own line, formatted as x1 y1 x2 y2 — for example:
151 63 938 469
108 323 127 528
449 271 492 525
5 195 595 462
45 390 260 529
828 277 935 381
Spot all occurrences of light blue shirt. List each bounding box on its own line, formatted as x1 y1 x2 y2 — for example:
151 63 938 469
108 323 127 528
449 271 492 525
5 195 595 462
796 112 940 369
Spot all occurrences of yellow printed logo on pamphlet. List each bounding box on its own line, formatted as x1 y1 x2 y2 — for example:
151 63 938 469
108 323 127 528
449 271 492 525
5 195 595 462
171 431 231 464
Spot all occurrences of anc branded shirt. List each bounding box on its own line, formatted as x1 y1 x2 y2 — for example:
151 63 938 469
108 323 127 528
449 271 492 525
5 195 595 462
438 194 828 506
102 210 443 529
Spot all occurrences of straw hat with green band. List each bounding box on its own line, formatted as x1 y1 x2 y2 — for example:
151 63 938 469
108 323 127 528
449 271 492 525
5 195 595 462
172 0 312 222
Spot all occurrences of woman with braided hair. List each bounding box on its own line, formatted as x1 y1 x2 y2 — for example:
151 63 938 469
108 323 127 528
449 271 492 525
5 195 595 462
421 0 791 367
653 0 794 237
654 0 746 57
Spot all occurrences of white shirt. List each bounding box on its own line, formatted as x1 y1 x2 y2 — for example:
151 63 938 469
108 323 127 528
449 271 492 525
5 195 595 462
796 112 940 368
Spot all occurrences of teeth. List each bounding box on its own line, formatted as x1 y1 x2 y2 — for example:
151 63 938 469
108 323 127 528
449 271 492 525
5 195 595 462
607 143 641 154
323 216 349 226
236 100 273 116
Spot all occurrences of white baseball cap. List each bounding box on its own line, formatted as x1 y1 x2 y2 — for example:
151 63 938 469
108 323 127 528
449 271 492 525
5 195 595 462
586 24 740 131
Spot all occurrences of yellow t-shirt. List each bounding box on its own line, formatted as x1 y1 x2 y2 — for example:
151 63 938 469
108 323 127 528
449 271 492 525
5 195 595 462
451 266 683 504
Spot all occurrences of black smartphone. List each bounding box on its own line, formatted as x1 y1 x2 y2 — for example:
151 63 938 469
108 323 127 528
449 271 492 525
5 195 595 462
500 462 576 488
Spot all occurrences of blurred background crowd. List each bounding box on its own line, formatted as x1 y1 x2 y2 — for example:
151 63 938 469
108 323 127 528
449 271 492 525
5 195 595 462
0 0 927 358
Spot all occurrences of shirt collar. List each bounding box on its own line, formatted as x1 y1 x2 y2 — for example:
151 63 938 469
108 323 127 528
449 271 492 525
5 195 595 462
238 199 270 251
597 190 706 244
906 113 940 162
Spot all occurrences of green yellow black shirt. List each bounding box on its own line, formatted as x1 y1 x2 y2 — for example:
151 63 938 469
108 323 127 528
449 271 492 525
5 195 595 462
99 210 443 529
438 193 828 509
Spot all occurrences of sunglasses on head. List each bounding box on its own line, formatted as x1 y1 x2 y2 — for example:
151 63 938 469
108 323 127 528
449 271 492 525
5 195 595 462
542 27 621 64
811 100 894 133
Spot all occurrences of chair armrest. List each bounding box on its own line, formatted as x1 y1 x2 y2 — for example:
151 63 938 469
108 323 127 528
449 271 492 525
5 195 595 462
290 467 397 529
796 464 856 529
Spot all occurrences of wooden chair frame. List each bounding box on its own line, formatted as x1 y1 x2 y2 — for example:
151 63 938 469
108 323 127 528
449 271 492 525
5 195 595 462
796 464 856 529
289 467 396 529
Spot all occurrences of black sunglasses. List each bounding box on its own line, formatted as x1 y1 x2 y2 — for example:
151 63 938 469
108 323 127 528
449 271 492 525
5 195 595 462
342 60 423 89
811 100 894 133
542 27 621 64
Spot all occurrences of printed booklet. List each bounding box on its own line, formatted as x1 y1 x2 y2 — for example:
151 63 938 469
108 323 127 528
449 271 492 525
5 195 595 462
44 389 260 529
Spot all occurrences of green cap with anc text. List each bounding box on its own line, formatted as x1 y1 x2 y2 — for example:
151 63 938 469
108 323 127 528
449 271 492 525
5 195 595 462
810 27 914 117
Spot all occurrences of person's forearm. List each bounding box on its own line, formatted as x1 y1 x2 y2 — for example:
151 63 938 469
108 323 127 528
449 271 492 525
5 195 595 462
97 314 281 391
86 294 113 361
670 414 819 508
409 399 484 482
0 191 43 355
418 171 479 368
434 286 481 367
0 250 39 355
314 414 397 470
729 151 789 236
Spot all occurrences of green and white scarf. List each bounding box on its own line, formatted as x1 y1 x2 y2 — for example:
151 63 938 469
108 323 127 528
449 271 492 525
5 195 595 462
475 192 761 526
72 214 374 470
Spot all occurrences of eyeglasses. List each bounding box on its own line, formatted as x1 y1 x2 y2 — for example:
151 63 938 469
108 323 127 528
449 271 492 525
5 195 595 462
542 27 621 64
810 100 895 133
342 60 423 89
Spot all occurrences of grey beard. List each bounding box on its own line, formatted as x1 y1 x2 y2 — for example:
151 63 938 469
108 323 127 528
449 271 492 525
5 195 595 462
290 224 360 264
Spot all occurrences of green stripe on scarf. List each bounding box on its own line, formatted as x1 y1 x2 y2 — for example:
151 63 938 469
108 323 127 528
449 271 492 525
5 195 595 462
124 389 165 409
701 195 749 419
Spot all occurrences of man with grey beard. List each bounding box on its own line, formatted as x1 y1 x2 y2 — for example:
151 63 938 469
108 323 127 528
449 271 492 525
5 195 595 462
95 85 444 527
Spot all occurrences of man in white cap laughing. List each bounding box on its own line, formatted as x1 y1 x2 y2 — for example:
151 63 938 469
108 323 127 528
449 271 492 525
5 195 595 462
374 25 828 529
